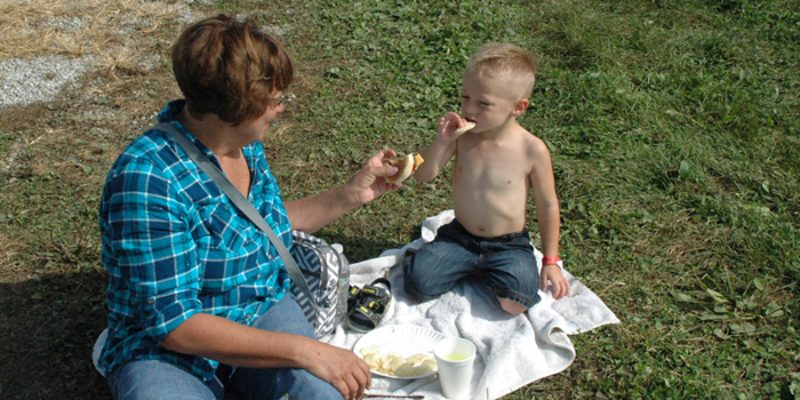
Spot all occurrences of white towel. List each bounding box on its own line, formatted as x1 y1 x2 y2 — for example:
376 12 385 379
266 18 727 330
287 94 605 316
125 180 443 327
323 210 620 399
93 209 619 399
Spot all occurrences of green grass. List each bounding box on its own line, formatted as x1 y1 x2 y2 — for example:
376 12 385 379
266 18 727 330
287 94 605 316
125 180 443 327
1 0 798 398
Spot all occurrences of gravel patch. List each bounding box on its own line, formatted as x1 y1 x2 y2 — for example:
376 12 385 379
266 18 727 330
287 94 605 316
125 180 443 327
0 55 93 108
40 15 84 32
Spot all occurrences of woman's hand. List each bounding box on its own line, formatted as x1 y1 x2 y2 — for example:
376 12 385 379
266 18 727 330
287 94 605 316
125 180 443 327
302 341 372 400
343 149 400 206
286 149 401 233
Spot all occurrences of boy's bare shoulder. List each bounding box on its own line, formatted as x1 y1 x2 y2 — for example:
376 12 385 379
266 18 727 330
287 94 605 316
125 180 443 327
516 126 551 158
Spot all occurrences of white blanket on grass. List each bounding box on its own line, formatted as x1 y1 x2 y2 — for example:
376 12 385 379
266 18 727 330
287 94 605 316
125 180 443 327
93 210 619 399
324 210 620 399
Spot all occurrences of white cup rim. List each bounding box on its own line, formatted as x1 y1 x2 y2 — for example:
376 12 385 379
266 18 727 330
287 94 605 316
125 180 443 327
433 337 477 364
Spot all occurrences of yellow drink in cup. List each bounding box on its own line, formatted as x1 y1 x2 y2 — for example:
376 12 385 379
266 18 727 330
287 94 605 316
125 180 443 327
442 352 471 362
434 338 477 399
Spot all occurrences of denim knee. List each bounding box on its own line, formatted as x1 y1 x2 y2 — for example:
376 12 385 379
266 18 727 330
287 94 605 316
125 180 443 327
109 360 221 400
403 274 441 302
402 254 426 301
402 252 445 302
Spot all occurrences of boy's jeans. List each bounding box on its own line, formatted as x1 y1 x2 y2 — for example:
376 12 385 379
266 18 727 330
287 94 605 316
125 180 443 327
403 219 540 308
108 295 342 400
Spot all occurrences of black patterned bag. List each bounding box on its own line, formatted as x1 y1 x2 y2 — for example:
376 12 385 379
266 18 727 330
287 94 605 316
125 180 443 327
290 231 350 337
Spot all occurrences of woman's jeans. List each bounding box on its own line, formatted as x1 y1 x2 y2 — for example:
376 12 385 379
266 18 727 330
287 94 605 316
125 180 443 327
108 294 342 400
403 219 541 308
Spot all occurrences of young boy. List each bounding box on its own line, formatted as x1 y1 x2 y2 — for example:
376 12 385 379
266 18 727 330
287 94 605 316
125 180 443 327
402 42 569 316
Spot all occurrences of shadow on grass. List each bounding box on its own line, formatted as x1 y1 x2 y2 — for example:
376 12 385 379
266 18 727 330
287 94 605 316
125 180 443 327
0 270 110 399
321 233 419 263
0 236 404 399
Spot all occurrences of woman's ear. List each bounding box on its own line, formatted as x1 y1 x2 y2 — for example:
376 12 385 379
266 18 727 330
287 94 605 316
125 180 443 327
513 98 530 116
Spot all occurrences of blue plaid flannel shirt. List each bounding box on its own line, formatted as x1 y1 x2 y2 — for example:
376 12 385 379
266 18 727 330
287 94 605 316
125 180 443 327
98 100 293 383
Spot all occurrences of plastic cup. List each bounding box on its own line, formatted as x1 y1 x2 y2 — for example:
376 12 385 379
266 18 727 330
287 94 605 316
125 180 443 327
433 337 476 399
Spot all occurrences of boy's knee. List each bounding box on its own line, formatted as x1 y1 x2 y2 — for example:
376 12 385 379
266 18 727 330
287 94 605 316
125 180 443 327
402 270 444 303
401 249 455 302
403 273 436 302
401 253 426 298
498 297 528 316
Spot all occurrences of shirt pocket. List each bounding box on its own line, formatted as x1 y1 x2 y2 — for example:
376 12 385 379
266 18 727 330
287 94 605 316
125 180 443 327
198 202 267 292
202 203 257 252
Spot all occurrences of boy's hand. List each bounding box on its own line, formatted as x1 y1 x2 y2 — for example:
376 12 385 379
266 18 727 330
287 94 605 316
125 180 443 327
437 112 470 142
540 265 569 299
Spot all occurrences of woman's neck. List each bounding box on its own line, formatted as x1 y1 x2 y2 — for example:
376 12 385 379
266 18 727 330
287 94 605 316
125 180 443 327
177 107 244 159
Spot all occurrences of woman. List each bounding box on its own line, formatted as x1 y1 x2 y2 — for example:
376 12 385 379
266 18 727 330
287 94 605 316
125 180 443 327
98 14 399 400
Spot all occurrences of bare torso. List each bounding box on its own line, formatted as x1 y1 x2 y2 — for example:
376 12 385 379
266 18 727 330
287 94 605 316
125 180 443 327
452 124 535 238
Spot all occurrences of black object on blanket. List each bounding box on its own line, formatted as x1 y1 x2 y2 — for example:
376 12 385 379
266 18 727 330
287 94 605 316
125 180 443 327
347 278 392 332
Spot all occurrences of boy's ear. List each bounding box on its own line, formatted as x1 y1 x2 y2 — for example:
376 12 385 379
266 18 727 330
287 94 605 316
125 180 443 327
513 98 530 116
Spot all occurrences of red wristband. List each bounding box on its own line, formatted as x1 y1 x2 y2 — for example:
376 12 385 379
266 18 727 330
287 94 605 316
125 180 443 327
542 256 562 268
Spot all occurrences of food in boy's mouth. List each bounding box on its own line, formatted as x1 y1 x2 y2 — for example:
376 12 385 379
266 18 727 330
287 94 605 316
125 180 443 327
385 153 424 184
454 121 476 135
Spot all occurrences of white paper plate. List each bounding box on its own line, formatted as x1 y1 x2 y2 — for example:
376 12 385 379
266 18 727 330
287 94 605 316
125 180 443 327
353 325 446 379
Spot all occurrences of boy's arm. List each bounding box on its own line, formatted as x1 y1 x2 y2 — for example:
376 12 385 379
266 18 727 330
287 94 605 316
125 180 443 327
414 112 463 182
528 138 569 299
415 135 455 182
529 140 559 257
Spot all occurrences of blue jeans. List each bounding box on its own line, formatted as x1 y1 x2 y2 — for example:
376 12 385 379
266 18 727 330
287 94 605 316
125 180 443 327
402 219 540 308
108 294 342 400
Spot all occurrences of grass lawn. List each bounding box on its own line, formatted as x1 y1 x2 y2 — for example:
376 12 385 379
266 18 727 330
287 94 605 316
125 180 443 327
0 0 797 398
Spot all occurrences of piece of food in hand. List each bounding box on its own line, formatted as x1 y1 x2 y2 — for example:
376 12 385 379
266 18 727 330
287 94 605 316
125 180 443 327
385 153 425 184
454 121 476 135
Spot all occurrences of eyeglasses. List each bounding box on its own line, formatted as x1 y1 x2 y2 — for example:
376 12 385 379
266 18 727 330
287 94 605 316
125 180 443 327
270 92 296 107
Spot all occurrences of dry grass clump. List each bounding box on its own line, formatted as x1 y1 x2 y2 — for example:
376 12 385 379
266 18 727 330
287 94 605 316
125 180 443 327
0 231 25 283
0 0 209 172
0 0 202 73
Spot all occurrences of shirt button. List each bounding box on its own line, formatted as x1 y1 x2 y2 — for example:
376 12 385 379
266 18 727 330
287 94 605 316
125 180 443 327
147 298 155 304
245 314 252 320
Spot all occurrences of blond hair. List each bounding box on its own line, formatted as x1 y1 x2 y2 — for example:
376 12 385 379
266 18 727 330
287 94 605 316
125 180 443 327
465 42 537 99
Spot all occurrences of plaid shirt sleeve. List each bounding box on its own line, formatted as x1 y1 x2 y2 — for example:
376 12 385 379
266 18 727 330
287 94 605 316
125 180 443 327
104 155 203 342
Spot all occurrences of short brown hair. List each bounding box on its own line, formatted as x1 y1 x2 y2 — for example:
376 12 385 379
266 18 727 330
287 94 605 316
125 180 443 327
171 14 293 125
465 42 537 99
